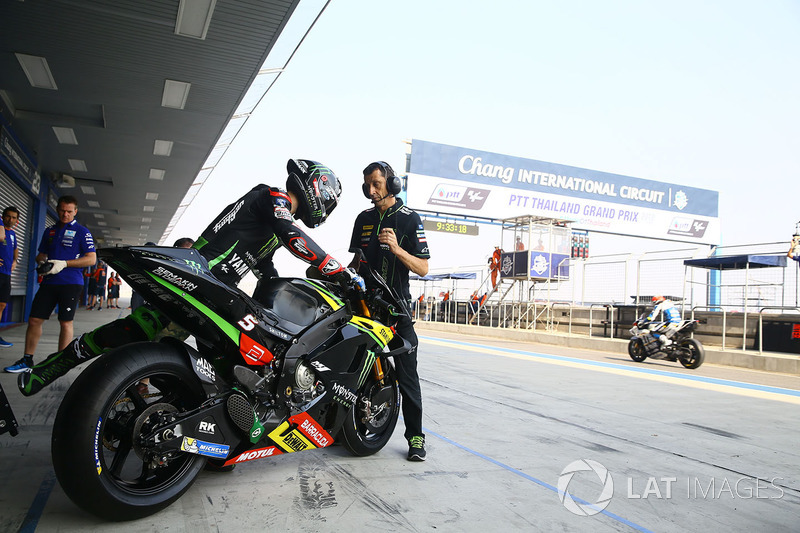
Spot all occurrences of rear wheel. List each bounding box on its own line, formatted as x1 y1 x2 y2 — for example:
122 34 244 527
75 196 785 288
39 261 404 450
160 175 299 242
52 342 207 521
678 339 705 369
628 339 647 362
341 358 400 457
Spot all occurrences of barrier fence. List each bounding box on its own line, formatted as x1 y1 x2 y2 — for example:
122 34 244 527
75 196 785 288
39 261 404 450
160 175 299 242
411 241 800 354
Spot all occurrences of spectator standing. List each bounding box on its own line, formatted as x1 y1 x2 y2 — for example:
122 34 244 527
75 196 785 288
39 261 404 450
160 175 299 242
0 206 20 347
107 273 121 309
349 161 430 461
93 261 107 311
85 264 98 309
4 195 96 373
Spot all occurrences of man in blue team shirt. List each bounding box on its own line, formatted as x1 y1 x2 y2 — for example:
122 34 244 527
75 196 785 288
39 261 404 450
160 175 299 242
0 206 20 347
4 196 96 373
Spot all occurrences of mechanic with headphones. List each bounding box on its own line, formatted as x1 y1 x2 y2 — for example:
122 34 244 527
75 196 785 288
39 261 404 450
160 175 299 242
349 161 430 461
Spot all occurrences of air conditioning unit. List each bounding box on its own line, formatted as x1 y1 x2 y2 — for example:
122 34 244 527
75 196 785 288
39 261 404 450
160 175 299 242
57 174 76 188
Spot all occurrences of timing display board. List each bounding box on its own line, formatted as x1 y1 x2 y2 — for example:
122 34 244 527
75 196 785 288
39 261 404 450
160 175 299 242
422 219 479 236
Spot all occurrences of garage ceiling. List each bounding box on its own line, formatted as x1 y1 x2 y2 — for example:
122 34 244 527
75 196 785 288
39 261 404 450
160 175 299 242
0 0 300 245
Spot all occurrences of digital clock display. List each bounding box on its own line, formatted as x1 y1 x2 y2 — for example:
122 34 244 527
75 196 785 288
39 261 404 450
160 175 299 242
423 220 479 236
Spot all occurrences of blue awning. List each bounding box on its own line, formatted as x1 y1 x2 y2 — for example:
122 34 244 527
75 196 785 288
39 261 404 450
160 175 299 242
684 254 787 270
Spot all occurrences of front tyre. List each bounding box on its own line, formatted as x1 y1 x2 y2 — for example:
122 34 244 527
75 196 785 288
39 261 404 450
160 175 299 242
678 339 705 369
52 342 207 521
628 339 648 362
341 358 400 457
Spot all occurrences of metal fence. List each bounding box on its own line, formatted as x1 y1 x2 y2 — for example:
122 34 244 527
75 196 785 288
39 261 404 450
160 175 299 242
410 241 800 350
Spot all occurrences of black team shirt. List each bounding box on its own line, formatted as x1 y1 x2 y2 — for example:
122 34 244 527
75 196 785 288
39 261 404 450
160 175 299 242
349 198 430 301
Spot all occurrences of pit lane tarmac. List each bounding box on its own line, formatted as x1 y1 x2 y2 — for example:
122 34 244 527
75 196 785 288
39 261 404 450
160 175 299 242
1 312 798 532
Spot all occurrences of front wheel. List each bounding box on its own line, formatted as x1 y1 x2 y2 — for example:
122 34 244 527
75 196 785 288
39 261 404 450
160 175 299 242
628 338 648 362
52 342 207 521
678 339 705 369
341 357 400 457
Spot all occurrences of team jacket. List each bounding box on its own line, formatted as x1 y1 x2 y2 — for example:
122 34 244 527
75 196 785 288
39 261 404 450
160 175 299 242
349 198 430 301
0 228 17 276
194 184 344 287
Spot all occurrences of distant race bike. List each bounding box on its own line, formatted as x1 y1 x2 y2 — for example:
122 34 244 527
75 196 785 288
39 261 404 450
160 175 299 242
43 245 410 520
628 315 705 369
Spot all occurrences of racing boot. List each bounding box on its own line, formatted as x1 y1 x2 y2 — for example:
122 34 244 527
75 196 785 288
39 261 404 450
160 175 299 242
18 306 169 396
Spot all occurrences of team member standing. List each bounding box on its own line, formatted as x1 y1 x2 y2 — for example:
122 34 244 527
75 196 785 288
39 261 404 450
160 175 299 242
349 161 430 461
4 196 96 372
0 206 20 347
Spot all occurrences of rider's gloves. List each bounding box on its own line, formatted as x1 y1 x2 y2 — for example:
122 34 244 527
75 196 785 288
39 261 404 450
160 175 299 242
337 267 365 292
45 260 68 276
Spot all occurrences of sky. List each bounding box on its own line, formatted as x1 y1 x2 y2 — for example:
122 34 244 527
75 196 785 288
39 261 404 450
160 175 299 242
164 0 800 287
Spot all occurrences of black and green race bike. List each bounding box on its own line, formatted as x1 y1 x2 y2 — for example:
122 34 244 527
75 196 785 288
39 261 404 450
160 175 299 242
48 245 409 520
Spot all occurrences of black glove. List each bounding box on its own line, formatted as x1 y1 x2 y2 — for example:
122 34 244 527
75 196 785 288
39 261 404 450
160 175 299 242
335 267 366 292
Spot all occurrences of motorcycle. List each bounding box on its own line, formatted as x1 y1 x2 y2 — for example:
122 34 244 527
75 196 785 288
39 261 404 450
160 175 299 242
627 315 705 369
46 245 411 521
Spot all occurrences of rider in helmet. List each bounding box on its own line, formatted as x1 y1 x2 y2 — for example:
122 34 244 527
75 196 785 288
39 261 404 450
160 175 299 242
646 295 681 347
18 159 361 397
193 159 356 289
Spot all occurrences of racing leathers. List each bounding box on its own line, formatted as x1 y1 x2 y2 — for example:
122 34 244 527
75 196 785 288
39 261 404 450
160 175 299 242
646 299 681 345
20 184 349 396
194 185 346 286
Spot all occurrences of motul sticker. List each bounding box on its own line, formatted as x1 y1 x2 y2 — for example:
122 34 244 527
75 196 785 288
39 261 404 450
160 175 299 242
223 446 282 466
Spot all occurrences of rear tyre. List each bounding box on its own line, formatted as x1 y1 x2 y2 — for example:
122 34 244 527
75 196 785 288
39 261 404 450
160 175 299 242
678 339 705 369
341 358 400 457
52 342 207 521
628 339 648 362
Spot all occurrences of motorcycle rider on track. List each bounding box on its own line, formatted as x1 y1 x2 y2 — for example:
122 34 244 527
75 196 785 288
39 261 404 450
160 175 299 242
645 295 681 349
19 159 362 396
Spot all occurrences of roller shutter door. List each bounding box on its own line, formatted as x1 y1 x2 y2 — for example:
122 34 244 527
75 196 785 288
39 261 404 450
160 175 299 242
0 169 34 295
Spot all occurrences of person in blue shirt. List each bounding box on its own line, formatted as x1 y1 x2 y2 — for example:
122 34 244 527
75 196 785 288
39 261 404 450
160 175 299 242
4 196 96 373
646 295 681 347
0 206 20 347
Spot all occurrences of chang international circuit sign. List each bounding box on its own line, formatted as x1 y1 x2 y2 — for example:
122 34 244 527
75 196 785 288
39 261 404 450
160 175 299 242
406 139 720 244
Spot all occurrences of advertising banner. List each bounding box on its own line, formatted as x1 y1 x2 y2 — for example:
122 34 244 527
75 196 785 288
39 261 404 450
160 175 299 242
407 140 720 244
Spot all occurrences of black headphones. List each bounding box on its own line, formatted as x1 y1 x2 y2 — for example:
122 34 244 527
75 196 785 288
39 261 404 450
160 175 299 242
362 161 402 199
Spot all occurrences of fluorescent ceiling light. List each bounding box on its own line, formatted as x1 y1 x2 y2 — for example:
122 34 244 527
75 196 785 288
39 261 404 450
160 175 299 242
52 126 78 145
80 185 96 195
149 168 165 180
175 0 217 39
87 200 100 208
97 221 107 226
142 217 152 223
143 206 155 212
141 225 150 230
15 53 58 90
162 79 191 109
153 140 174 156
145 192 159 200
93 213 105 219
68 159 87 172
